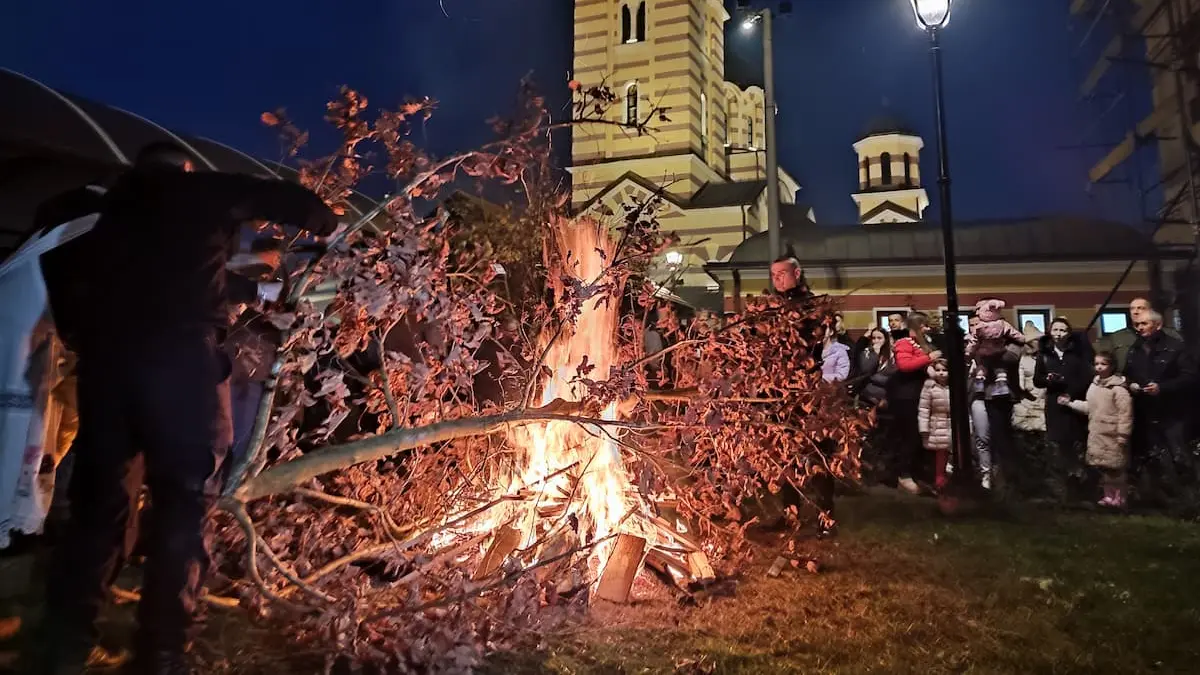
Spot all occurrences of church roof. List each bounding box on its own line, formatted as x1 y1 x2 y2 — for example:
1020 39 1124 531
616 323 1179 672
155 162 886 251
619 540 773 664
688 180 766 208
572 172 774 214
713 216 1193 269
860 114 918 139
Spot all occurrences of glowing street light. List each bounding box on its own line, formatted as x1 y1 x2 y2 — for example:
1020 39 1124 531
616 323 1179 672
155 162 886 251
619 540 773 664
909 0 951 30
664 250 684 267
908 0 973 492
736 1 790 262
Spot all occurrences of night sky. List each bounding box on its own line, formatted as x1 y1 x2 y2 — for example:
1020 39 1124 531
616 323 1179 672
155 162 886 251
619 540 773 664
0 0 1158 226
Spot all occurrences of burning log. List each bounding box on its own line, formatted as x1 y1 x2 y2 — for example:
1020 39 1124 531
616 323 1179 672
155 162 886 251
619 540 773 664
595 533 647 603
686 551 715 582
473 525 522 580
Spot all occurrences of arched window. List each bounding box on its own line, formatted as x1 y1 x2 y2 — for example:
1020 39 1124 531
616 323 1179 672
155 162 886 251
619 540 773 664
880 152 892 185
903 152 912 186
746 115 755 148
635 2 646 42
700 92 709 154
861 157 870 187
625 83 639 125
621 4 633 43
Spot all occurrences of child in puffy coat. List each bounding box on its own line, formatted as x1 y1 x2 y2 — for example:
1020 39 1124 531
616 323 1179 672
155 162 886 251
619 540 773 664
918 359 953 490
967 297 1025 388
1058 351 1133 507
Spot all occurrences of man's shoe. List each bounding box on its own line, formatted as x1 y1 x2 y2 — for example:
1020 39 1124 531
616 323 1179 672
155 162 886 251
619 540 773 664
897 477 920 495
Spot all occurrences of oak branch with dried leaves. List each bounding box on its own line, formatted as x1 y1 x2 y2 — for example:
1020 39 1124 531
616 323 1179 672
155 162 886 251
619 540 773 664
194 79 868 673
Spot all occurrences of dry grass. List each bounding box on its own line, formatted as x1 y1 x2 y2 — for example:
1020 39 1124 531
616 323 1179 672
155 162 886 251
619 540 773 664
3 489 1199 674
487 489 1200 674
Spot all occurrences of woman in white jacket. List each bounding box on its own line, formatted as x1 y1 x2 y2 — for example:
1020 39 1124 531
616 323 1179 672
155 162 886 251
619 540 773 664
1012 323 1046 432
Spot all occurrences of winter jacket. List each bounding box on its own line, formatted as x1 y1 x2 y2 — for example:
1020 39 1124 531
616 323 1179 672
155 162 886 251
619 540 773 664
1124 330 1197 422
1066 374 1133 470
852 348 891 404
80 167 337 342
1034 331 1093 445
888 336 932 401
1096 326 1183 374
821 341 850 382
1012 353 1046 432
918 378 952 451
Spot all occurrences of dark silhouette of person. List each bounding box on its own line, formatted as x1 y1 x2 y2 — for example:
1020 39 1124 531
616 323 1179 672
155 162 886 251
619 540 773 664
26 141 337 675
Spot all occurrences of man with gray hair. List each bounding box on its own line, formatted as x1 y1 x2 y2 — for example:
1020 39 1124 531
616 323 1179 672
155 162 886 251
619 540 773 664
1125 308 1197 505
1095 297 1181 372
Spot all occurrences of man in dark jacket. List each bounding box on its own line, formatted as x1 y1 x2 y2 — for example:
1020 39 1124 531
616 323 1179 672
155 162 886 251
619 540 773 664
768 257 836 537
29 142 337 675
1125 310 1198 504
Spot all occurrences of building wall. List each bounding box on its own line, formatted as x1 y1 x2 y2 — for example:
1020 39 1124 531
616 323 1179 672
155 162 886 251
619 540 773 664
571 0 732 201
717 262 1169 337
853 134 924 190
1141 0 1200 225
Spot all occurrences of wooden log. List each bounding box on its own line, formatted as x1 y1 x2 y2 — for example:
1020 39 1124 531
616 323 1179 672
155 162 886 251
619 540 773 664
686 551 715 582
473 526 522 581
650 515 701 552
595 534 646 603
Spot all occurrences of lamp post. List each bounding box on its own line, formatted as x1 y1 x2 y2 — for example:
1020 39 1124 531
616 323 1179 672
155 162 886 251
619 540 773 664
910 0 975 490
739 4 784 262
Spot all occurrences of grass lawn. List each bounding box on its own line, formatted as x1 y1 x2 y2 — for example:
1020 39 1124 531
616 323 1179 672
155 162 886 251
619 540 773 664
488 489 1200 674
3 489 1199 674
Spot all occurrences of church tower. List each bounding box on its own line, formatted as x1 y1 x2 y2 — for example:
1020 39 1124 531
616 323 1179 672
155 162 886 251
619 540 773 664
850 116 929 224
569 0 733 207
567 0 801 297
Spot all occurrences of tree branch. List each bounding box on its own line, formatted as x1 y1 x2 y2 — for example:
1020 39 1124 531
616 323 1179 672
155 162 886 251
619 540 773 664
235 409 659 502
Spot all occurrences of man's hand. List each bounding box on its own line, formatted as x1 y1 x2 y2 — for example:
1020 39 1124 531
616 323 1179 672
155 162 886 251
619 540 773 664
1056 394 1071 406
1144 382 1160 396
928 350 943 361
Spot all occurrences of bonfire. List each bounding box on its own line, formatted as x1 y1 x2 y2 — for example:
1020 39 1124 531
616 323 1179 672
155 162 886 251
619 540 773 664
193 82 867 673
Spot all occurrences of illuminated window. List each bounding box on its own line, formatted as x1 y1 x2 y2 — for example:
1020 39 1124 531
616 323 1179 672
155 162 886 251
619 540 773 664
625 83 638 125
1015 307 1053 334
1099 310 1130 336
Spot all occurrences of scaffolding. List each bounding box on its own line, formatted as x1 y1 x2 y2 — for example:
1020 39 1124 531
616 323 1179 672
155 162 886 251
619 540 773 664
1070 0 1200 339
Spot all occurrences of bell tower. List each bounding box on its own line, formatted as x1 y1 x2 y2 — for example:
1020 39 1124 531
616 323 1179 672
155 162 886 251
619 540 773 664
851 116 929 224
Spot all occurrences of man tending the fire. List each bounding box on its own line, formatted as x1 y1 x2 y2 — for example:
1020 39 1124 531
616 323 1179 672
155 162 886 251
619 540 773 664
23 142 337 675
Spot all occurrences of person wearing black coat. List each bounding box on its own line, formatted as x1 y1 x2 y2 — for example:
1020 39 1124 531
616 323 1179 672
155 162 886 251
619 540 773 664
28 142 338 675
1034 318 1094 498
1124 311 1198 502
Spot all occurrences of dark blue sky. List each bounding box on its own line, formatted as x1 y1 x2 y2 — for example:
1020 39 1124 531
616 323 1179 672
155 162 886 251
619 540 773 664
0 0 1157 225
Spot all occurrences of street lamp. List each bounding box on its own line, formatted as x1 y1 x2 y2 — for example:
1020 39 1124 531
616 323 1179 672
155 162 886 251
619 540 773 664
736 1 788 262
910 0 975 491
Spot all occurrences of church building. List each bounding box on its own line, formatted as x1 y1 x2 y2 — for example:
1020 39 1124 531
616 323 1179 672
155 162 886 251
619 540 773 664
565 1 1194 338
568 0 803 294
705 118 1194 337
